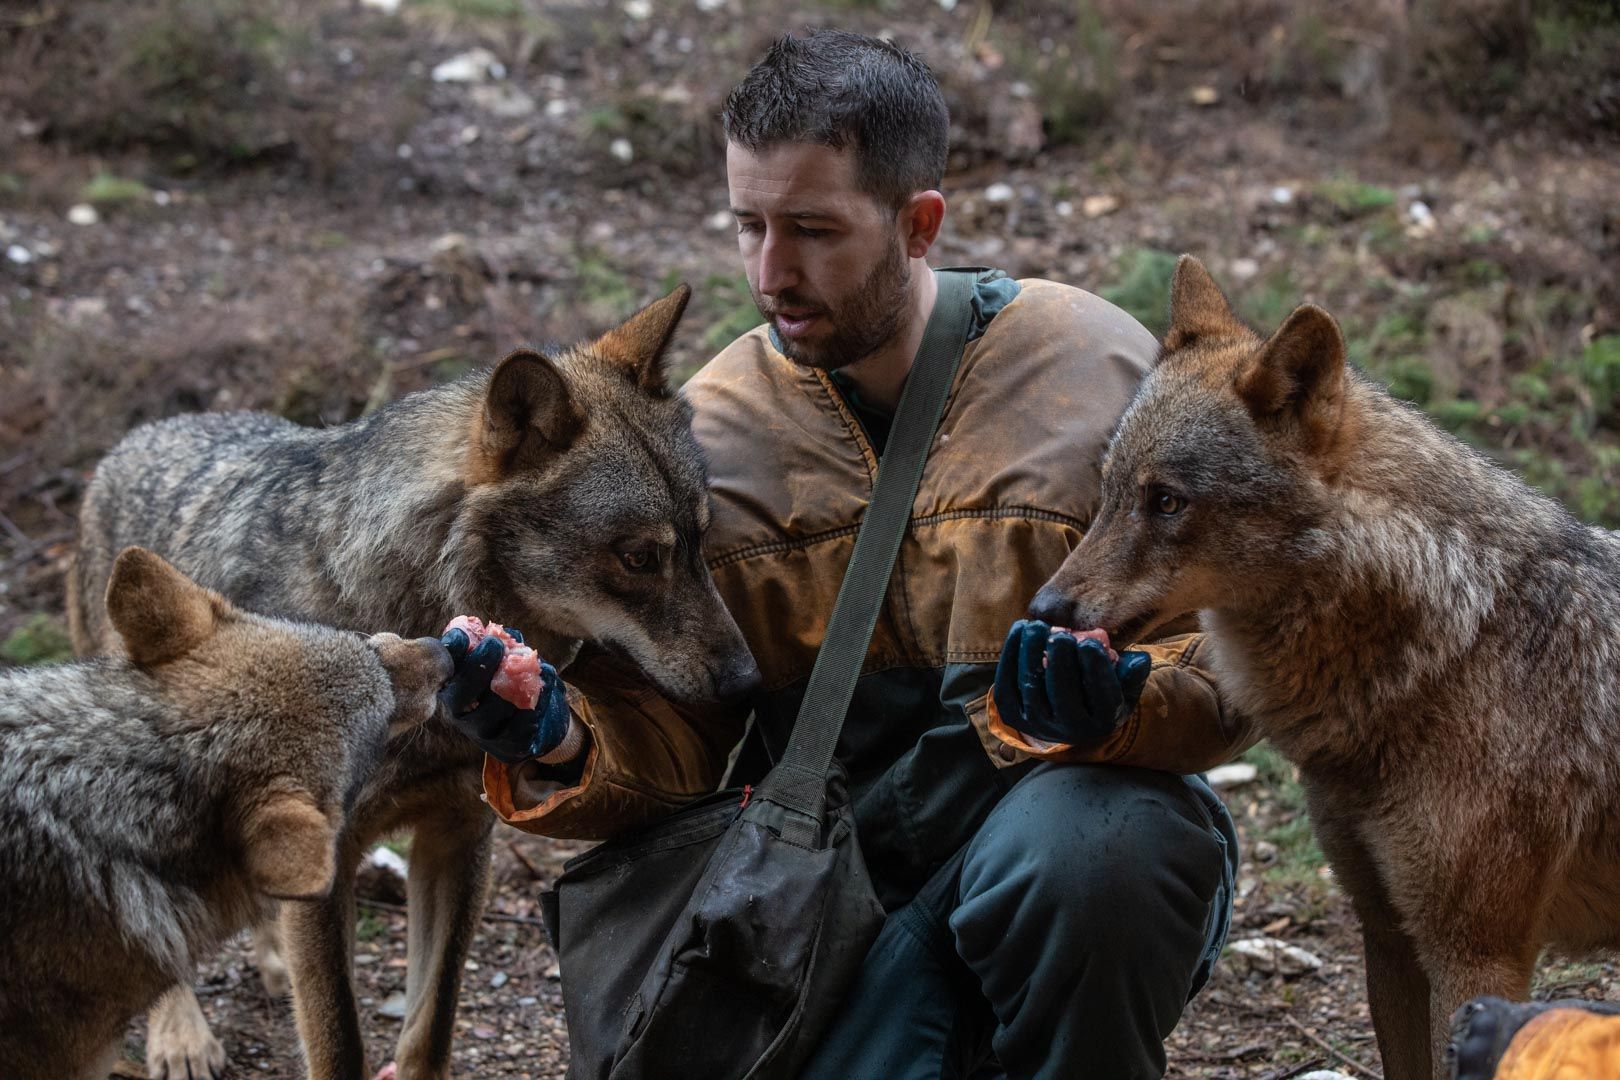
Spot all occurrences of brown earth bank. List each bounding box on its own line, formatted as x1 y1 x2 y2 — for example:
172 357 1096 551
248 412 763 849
3 0 1618 1075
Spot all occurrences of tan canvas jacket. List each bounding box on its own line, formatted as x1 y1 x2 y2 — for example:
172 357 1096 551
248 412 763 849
487 278 1253 840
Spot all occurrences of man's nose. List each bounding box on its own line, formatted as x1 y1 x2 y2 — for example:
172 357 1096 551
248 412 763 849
757 232 798 297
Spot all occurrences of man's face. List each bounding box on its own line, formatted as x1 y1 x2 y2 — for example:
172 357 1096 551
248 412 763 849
727 140 911 371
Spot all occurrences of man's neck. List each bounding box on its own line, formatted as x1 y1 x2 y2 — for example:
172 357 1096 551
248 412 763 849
835 262 938 412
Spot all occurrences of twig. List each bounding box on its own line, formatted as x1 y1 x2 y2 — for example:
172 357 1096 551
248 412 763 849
1284 1014 1384 1080
0 509 33 552
1262 1058 1326 1080
358 895 547 928
508 839 547 881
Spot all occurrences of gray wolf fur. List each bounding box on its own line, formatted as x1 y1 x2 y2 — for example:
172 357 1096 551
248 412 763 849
1 547 449 1080
1031 255 1620 1080
70 285 758 1079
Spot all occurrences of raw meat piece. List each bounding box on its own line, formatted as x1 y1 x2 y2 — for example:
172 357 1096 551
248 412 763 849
1053 625 1119 663
443 615 545 710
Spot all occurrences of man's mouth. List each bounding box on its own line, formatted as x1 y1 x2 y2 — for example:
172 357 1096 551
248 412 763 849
773 310 822 339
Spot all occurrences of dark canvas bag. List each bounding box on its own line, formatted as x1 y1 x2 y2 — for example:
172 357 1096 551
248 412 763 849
541 270 980 1080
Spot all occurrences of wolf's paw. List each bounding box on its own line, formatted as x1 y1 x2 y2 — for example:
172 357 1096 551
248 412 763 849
251 919 291 998
146 986 227 1080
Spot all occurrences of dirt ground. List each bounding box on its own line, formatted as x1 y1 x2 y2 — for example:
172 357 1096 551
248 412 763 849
3 0 1618 1076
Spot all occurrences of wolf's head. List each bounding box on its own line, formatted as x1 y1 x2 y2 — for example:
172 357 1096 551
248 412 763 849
456 287 759 705
1031 256 1352 642
103 547 451 900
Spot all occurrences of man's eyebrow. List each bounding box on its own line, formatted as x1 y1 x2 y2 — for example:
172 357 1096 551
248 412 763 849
729 207 840 220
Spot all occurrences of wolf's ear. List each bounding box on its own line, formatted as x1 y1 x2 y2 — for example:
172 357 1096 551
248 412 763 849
1236 303 1347 451
591 284 692 394
241 787 336 900
1163 255 1245 356
105 547 221 666
477 348 585 477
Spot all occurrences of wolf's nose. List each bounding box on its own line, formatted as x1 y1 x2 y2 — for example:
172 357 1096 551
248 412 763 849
715 657 762 701
1027 586 1078 627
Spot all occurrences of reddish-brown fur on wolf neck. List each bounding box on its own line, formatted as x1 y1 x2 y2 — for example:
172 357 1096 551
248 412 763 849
1036 255 1620 1080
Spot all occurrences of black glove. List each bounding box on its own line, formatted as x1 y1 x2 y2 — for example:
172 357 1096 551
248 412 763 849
439 625 570 765
992 619 1152 745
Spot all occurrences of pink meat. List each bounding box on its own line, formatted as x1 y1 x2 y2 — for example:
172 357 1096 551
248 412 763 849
444 615 545 710
1053 625 1118 663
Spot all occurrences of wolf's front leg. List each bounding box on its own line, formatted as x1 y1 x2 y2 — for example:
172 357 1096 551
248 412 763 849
145 983 227 1080
284 839 368 1080
394 809 495 1079
1427 955 1536 1080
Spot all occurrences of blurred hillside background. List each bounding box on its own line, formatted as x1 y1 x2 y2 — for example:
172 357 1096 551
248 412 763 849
1 0 1617 1076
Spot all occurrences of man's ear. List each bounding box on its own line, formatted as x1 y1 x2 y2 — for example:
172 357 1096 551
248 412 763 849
240 787 336 900
590 284 692 395
473 348 585 479
1163 255 1247 356
104 547 221 666
901 190 946 258
1235 302 1348 452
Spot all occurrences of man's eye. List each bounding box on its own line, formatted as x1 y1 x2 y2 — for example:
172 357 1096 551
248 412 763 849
736 220 764 235
795 226 830 238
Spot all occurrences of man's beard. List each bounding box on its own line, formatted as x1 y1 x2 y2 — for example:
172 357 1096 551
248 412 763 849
754 240 911 371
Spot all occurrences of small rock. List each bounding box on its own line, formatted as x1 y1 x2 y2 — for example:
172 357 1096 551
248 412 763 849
397 143 414 160
361 0 401 12
472 1026 498 1039
432 48 503 84
984 182 1015 204
624 0 652 17
152 189 172 206
458 124 481 146
6 244 32 265
376 992 408 1019
1270 185 1295 205
1408 200 1433 224
1082 194 1121 218
696 0 726 9
1055 201 1074 218
545 98 570 119
517 996 539 1006
470 84 537 119
490 971 509 989
1298 1072 1354 1080
610 138 633 163
706 209 734 232
1228 257 1260 282
1226 937 1324 977
1252 839 1279 863
465 959 481 972
1189 85 1220 106
1205 762 1258 789
66 203 99 226
544 960 561 980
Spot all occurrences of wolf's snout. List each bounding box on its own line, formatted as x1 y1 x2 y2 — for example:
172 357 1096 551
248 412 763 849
714 655 762 702
1028 585 1082 628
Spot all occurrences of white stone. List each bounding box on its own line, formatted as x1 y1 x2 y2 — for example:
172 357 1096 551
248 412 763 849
1055 201 1074 218
706 209 734 232
1082 194 1121 218
624 0 652 17
1189 85 1219 106
1270 185 1295 205
984 182 1015 203
432 48 502 84
1226 936 1324 977
1408 200 1433 223
458 124 481 145
696 0 725 9
1298 1073 1354 1080
610 138 633 163
1228 257 1260 281
361 0 401 12
545 98 570 118
6 244 32 265
152 189 172 206
1205 762 1258 789
66 203 99 226
471 84 537 118
376 991 408 1019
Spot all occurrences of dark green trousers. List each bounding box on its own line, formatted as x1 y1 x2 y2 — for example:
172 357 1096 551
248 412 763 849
799 765 1237 1080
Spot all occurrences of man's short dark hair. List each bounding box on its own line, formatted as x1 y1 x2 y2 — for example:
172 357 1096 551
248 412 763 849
722 29 949 211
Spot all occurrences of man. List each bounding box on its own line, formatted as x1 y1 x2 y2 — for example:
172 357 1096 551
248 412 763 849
463 29 1248 1079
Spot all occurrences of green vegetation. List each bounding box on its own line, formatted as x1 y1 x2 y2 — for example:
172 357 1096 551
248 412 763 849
81 172 150 207
1002 0 1119 147
1099 248 1177 337
1 614 74 667
1241 742 1328 893
1314 177 1397 219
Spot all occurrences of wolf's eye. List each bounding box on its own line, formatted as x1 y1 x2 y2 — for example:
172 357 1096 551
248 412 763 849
619 546 657 572
1151 490 1186 516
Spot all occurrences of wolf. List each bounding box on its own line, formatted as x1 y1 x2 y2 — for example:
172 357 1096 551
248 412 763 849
70 285 759 1080
1029 255 1620 1080
1 547 451 1080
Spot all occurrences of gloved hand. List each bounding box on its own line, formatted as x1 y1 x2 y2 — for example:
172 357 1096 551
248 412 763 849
992 619 1152 745
439 625 571 764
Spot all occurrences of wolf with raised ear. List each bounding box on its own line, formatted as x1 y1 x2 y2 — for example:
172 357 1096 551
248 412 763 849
1030 256 1620 1080
71 286 759 1080
2 547 450 1080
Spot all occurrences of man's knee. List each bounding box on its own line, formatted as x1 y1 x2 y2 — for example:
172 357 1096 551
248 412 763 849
954 765 1228 959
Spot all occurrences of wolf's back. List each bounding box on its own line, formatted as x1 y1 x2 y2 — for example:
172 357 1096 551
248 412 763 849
72 410 309 654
